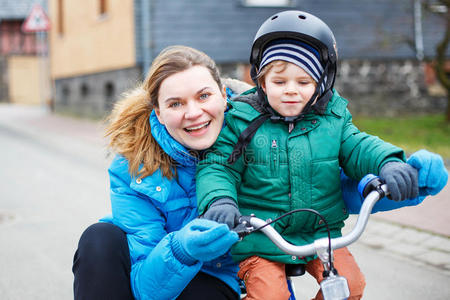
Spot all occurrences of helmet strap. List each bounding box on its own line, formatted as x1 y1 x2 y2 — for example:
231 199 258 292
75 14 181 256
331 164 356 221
250 65 258 85
303 61 330 115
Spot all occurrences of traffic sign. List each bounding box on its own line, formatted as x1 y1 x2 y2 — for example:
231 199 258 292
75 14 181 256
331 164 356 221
22 4 50 32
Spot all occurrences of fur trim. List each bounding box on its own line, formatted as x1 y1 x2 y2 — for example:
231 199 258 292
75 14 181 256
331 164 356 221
221 77 254 95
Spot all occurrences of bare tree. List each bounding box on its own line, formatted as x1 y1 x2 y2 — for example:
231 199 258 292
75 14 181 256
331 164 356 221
424 0 450 121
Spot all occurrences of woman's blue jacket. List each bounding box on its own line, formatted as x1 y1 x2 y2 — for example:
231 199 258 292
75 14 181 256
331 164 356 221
101 111 240 300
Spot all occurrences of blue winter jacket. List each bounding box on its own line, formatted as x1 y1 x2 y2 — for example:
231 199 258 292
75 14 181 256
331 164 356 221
101 111 240 300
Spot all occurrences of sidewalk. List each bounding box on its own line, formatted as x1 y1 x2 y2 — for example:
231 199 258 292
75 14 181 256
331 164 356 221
360 183 450 275
345 214 450 276
374 183 450 237
0 104 106 147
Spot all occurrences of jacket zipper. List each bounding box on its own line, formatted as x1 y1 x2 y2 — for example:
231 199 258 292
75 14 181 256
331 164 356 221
271 139 278 176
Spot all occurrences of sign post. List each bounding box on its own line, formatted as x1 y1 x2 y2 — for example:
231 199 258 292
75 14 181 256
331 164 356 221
22 4 51 110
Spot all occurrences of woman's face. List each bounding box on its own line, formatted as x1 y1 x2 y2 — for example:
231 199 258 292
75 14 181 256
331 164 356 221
155 66 227 151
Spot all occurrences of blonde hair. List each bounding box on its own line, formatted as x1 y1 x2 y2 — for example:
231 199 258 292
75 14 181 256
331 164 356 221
256 60 317 89
105 45 222 179
256 60 289 86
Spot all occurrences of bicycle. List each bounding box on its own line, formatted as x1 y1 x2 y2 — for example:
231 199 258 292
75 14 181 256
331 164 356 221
235 174 388 300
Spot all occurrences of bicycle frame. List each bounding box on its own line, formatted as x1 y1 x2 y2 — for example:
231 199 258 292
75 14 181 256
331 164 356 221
237 178 388 300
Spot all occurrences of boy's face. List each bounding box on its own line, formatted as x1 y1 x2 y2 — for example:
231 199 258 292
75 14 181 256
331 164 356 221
262 62 317 117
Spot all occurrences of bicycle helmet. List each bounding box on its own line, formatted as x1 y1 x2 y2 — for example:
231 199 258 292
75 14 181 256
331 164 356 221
250 10 338 101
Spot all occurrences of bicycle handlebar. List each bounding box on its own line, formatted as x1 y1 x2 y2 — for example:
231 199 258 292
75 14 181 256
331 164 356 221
237 177 389 257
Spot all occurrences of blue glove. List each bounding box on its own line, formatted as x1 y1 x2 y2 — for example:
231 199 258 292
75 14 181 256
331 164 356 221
202 198 241 229
171 218 238 265
407 149 448 196
343 150 448 213
379 161 419 201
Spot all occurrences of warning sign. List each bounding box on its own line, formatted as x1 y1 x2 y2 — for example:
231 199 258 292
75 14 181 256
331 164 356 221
22 4 50 32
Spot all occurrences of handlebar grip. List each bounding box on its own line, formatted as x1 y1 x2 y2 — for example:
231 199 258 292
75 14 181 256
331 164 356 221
358 174 385 198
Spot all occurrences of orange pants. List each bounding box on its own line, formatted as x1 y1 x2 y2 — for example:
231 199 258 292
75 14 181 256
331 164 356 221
238 247 366 300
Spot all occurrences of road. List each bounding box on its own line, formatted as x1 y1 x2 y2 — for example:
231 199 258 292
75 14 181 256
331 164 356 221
0 104 448 299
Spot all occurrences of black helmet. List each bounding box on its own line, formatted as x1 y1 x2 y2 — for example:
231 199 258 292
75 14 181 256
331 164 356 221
250 10 338 95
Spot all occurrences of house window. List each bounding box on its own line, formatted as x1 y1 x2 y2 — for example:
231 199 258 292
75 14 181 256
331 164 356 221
57 0 64 35
99 0 108 15
80 83 90 98
104 81 115 110
242 0 294 7
61 85 70 105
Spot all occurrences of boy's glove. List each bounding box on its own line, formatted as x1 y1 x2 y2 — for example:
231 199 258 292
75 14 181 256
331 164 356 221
407 149 448 196
171 218 238 265
380 161 419 201
202 198 241 229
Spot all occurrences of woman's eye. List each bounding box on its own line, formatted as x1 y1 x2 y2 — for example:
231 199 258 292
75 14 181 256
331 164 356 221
199 93 210 100
169 102 182 108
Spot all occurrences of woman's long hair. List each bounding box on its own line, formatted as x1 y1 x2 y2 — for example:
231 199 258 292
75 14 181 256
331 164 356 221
105 45 222 179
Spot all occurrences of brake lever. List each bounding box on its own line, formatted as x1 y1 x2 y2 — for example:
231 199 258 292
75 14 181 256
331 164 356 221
233 215 255 239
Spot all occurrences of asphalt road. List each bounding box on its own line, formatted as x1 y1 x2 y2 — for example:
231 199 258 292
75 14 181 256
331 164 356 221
0 104 448 300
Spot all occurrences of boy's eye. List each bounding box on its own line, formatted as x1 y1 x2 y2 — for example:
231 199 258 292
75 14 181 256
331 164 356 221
199 93 210 100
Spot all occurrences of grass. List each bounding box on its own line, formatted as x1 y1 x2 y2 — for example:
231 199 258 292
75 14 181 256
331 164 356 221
353 114 450 159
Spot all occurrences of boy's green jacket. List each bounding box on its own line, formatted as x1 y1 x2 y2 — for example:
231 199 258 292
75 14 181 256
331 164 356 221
196 89 405 264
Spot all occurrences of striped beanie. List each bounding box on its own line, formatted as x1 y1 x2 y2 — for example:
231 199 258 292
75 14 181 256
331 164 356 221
258 39 326 93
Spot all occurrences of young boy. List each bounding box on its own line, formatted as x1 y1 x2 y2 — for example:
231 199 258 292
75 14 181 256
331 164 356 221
196 11 418 300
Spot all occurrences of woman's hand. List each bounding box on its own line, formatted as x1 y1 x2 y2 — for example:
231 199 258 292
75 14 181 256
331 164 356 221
171 219 238 265
407 149 448 196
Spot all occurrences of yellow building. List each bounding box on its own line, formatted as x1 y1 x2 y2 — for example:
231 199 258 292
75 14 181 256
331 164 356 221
50 0 135 78
8 56 49 105
0 0 50 105
49 0 140 117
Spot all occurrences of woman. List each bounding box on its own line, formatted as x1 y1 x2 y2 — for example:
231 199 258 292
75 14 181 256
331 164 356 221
72 45 448 300
73 46 240 300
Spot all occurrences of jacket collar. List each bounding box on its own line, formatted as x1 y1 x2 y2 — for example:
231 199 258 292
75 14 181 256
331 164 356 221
325 90 348 118
149 110 198 167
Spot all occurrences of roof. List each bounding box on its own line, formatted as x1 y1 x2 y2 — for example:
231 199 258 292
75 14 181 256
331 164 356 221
0 0 47 20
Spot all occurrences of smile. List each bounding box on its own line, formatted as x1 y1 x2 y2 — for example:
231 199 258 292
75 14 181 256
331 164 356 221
184 121 211 132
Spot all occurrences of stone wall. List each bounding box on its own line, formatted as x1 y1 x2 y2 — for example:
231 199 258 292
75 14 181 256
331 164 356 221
333 59 447 117
53 67 141 118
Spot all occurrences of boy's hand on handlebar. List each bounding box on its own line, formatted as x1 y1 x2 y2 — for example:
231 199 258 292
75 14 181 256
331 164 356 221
172 218 238 265
203 198 241 229
380 161 419 201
